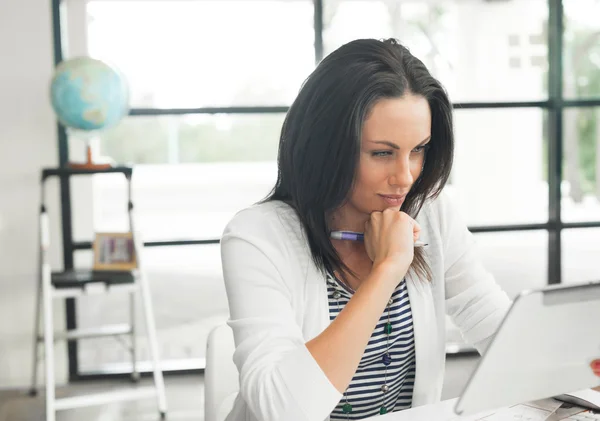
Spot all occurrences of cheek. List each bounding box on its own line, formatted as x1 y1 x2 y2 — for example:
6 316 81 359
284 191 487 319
356 161 385 189
410 155 426 179
350 160 381 200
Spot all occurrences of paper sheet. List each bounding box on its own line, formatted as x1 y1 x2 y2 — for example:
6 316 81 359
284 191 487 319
450 399 564 421
551 412 600 420
545 405 587 421
481 403 558 421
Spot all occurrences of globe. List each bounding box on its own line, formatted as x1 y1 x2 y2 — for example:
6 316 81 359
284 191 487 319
50 57 129 132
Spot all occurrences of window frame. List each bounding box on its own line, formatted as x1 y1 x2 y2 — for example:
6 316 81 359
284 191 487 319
49 0 600 381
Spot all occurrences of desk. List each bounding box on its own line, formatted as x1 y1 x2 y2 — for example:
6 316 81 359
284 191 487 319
378 399 457 421
377 398 497 421
377 397 590 421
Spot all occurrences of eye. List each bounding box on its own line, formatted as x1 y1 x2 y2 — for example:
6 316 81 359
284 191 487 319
371 150 393 157
412 144 431 154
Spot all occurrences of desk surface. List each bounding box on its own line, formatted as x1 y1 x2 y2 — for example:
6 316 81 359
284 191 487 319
377 397 582 421
378 399 456 421
377 398 497 421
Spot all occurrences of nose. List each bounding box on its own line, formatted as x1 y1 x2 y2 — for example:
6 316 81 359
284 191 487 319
388 157 414 188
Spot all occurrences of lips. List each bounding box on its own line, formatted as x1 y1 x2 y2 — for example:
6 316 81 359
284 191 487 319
379 194 407 206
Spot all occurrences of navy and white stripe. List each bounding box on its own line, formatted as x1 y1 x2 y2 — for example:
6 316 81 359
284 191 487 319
327 273 416 420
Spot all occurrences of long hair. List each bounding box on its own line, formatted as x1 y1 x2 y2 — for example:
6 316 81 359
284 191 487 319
263 38 454 283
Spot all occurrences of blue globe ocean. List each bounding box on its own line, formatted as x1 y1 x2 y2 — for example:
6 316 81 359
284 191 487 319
50 57 129 132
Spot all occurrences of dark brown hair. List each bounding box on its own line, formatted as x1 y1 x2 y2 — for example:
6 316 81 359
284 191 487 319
263 38 454 282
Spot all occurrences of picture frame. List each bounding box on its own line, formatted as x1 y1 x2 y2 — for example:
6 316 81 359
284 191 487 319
93 232 137 271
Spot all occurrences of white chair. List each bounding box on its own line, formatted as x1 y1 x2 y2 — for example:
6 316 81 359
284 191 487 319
205 323 239 421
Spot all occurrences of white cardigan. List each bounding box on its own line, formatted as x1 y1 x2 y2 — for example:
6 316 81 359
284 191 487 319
220 191 511 421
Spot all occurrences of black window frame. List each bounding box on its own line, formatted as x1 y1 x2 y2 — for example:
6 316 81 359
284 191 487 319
50 0 600 381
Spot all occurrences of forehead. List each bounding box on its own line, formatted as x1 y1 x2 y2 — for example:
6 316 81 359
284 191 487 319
362 95 431 143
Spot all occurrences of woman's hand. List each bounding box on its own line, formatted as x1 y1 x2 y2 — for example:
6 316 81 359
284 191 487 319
363 207 420 281
591 359 600 377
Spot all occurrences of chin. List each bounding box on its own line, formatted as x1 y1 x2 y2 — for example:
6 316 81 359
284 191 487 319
366 202 388 213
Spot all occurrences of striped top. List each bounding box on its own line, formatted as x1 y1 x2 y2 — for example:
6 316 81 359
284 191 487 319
327 273 416 420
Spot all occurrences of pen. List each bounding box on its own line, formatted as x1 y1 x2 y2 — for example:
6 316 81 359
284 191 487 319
330 231 428 247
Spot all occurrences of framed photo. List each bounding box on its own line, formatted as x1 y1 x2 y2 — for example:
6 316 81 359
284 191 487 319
93 232 137 271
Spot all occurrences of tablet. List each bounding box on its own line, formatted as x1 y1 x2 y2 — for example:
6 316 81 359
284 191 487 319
454 280 600 416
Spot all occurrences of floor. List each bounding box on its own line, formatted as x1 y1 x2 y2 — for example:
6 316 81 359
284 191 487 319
0 354 479 421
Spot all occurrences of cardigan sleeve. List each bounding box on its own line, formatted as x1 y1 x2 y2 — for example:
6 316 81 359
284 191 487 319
220 207 342 421
434 192 512 354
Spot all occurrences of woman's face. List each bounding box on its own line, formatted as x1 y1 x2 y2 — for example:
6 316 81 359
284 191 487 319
346 94 432 218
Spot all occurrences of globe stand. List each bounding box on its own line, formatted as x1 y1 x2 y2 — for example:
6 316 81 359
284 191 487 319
68 140 112 170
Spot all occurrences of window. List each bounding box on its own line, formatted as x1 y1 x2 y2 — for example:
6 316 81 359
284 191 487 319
92 162 278 241
322 0 548 102
562 107 600 222
563 0 600 99
449 108 547 226
446 230 547 353
98 113 285 165
562 228 600 285
54 0 600 378
87 0 315 108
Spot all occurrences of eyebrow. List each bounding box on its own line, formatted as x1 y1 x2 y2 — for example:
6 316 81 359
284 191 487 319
370 136 431 149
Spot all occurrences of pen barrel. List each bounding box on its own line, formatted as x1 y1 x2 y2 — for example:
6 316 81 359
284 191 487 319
340 232 364 241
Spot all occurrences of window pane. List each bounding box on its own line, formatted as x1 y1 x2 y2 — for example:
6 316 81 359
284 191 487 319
94 114 282 242
562 228 600 285
447 108 547 227
473 230 548 298
446 230 548 351
86 1 315 107
563 0 600 99
77 244 228 372
562 228 600 284
92 163 278 241
323 0 548 102
562 107 600 222
97 113 285 165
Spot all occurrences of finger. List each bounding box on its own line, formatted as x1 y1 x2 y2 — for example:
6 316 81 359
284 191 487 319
413 222 421 242
591 360 600 377
411 219 421 231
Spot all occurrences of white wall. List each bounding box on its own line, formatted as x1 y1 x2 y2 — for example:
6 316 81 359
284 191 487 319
0 0 66 388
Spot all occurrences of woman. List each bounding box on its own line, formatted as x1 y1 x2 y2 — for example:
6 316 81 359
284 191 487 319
220 38 599 421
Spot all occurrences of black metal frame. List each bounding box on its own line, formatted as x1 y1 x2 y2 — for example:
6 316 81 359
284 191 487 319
49 0 600 381
51 0 79 379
